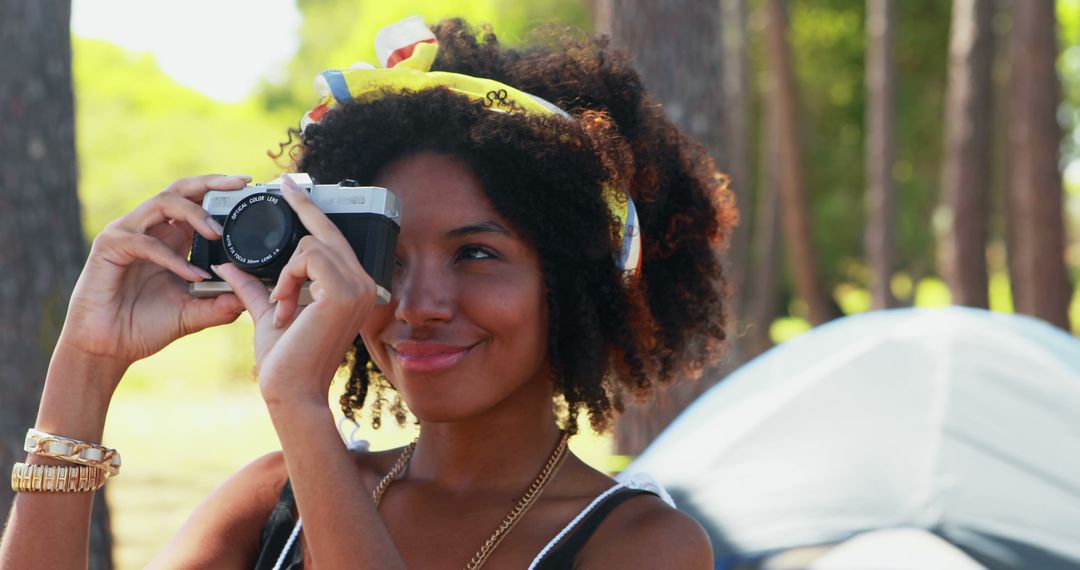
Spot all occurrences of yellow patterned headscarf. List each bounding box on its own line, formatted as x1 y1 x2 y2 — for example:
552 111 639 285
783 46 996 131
301 16 642 275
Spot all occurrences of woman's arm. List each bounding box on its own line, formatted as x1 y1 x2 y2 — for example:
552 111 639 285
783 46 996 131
0 347 124 570
213 176 408 569
265 402 407 570
0 174 250 570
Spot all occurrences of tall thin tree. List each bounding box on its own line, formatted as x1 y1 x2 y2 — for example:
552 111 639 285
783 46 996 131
940 0 995 308
865 0 898 308
0 1 113 567
1006 0 1071 330
747 68 784 359
593 0 728 456
763 0 839 326
722 0 753 344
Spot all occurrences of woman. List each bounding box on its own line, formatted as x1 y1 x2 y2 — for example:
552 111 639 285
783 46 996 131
0 17 734 569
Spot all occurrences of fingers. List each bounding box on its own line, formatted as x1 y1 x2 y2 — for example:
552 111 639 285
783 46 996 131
279 176 353 254
269 244 322 327
268 236 375 327
120 190 225 241
211 262 273 323
165 174 252 202
93 229 212 281
155 219 196 253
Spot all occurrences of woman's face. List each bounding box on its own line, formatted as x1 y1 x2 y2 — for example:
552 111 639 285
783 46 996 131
360 152 550 422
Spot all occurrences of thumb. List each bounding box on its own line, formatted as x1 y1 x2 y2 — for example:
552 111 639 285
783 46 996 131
179 293 245 335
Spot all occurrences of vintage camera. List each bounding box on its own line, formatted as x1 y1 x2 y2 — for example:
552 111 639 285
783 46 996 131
189 174 401 304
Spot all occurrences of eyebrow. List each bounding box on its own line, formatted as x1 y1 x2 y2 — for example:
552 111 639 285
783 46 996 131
444 220 513 239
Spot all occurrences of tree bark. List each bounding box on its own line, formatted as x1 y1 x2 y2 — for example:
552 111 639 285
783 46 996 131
763 0 839 326
721 0 756 369
0 1 114 567
721 0 752 337
1005 0 1071 330
598 0 727 167
747 68 784 360
865 0 898 308
594 0 728 456
940 0 994 308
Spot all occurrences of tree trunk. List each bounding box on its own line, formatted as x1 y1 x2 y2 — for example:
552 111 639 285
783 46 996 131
594 0 728 456
763 0 839 326
0 2 114 567
1005 0 1071 330
865 0 898 308
721 0 752 339
940 0 994 308
747 68 784 360
598 0 728 166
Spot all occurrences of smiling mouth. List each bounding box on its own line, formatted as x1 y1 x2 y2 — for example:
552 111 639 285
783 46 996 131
389 343 475 373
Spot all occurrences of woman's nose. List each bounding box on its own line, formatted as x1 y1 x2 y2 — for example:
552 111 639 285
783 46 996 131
393 262 453 326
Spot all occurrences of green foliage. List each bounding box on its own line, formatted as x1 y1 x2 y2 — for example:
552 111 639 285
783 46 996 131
1058 0 1080 162
257 0 589 114
73 39 292 237
783 0 950 292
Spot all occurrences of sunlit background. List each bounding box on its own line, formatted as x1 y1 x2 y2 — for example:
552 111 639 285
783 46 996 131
69 2 599 567
60 0 1080 567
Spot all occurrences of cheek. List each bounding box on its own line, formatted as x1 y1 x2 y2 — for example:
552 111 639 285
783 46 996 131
465 275 549 365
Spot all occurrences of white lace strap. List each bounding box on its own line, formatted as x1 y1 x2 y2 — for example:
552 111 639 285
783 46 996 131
618 471 676 508
272 519 303 570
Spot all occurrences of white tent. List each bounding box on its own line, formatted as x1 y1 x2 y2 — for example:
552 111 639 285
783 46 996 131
622 307 1080 569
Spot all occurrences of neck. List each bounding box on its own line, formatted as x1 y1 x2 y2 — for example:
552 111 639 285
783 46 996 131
407 376 564 492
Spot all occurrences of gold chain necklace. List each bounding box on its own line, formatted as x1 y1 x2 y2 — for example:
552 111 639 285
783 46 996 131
371 432 570 570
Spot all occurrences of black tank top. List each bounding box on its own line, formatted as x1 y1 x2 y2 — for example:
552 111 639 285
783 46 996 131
253 480 657 569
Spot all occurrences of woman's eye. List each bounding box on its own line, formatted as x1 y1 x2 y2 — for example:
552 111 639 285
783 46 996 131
457 246 497 261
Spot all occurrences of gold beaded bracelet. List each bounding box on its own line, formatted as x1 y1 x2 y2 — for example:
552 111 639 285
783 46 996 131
23 429 121 477
11 463 108 493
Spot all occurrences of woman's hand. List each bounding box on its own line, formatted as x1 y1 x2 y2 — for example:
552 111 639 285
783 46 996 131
214 176 379 409
60 174 249 374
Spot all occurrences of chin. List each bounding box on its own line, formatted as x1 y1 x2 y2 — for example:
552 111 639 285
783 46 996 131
401 395 484 424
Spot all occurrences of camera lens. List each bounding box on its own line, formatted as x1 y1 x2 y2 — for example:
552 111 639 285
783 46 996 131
221 192 300 278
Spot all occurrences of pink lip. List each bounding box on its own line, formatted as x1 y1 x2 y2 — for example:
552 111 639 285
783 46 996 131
390 341 475 373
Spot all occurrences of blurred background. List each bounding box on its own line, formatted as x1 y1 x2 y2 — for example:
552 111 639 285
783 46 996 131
1 0 1078 568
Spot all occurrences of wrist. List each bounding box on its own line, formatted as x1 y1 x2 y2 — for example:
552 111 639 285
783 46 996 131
264 396 337 444
34 343 127 443
53 331 132 377
49 341 129 392
263 387 331 417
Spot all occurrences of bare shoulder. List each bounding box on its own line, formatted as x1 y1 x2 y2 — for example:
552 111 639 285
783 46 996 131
146 451 288 570
578 492 714 569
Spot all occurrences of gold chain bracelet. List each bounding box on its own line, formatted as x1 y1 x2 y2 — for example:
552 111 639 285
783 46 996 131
11 463 108 493
23 429 121 476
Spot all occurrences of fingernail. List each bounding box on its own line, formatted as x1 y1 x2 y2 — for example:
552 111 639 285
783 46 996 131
210 264 224 278
191 265 213 280
206 217 224 235
282 176 302 193
232 174 253 182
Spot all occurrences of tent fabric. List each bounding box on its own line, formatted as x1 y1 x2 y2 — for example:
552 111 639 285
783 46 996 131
808 528 986 570
620 307 1080 569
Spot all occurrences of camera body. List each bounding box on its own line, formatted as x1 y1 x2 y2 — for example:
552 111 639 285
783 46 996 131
189 175 401 304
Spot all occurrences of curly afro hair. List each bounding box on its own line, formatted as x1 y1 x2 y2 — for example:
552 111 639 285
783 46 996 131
285 18 736 435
